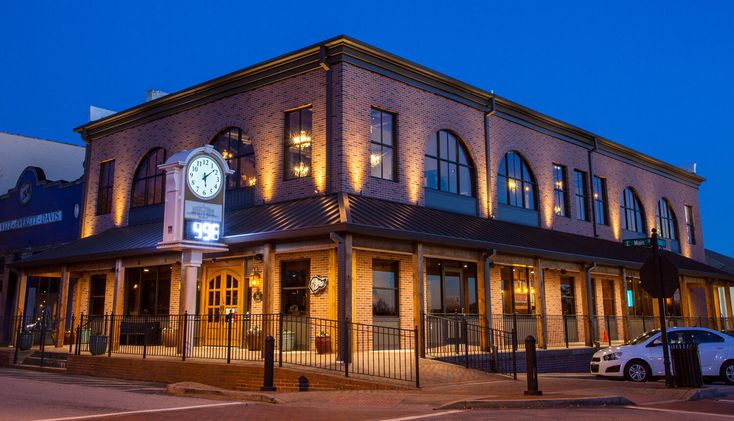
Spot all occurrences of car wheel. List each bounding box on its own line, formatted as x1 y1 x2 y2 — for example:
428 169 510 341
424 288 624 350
720 361 734 385
625 360 650 383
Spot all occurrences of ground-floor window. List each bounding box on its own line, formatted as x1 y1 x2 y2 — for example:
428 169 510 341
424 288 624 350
25 276 60 322
560 276 576 315
501 266 536 314
597 279 617 316
426 259 477 314
281 259 309 316
89 275 107 316
124 266 171 316
372 260 399 317
626 276 654 316
665 289 682 317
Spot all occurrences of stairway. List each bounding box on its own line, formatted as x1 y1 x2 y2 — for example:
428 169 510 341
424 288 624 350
19 351 68 369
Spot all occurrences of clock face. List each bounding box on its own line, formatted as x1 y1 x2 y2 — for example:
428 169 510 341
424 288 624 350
187 155 223 200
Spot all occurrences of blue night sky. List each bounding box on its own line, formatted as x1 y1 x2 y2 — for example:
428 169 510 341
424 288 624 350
1 1 732 255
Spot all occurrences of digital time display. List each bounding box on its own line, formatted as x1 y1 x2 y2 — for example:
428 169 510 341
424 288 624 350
185 220 221 242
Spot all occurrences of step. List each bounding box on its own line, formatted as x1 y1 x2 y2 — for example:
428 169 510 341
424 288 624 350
21 356 67 369
29 351 69 361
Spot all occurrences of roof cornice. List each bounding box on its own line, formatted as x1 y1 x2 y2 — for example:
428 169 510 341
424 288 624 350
75 35 703 186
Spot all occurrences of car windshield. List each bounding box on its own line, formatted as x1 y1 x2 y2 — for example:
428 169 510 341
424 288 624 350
626 329 660 345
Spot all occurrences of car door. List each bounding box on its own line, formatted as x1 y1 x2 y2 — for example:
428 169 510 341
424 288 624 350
689 330 727 376
645 331 683 376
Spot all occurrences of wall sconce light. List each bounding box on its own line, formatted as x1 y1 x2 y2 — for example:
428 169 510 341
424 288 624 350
249 271 262 289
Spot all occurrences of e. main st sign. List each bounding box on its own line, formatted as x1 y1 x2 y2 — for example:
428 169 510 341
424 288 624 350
157 145 233 253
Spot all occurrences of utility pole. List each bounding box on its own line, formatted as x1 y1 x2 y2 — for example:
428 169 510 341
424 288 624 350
651 229 674 388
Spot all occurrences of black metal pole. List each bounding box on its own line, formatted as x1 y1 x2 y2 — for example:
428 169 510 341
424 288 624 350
652 229 674 388
108 313 114 357
606 316 612 347
14 312 22 364
261 335 276 391
40 314 46 368
462 318 469 368
143 315 148 359
181 312 188 361
564 315 570 348
414 326 420 388
278 313 283 368
512 312 518 352
227 313 232 364
524 336 542 395
512 328 517 380
69 314 75 354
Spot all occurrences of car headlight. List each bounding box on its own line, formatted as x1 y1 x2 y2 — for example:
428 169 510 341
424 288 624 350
603 352 623 361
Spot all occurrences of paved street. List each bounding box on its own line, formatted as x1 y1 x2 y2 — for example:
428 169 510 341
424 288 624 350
1 368 734 420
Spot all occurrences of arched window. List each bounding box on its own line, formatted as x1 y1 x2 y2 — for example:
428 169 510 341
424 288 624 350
423 130 474 197
131 148 167 208
497 151 536 209
656 198 678 240
620 188 645 233
210 127 256 189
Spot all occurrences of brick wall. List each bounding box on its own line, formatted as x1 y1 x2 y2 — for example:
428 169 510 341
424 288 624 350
66 354 406 392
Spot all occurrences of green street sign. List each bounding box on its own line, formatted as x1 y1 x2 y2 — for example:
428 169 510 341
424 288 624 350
623 238 666 248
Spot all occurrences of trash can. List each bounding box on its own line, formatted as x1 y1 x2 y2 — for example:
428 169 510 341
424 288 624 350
670 343 703 388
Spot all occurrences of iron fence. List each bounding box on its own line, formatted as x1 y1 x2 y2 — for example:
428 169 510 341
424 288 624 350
67 312 418 386
544 315 587 348
424 313 516 378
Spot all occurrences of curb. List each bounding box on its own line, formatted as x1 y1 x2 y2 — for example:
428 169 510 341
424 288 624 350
685 386 728 401
438 395 633 409
166 382 281 404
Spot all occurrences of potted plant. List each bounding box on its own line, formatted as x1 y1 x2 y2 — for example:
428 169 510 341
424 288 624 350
280 330 295 351
17 328 33 351
162 327 177 347
63 329 73 346
89 334 108 355
315 331 331 354
246 326 262 351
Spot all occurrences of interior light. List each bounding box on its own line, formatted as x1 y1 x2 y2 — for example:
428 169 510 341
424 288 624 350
370 153 382 167
293 163 310 177
508 180 517 191
291 130 312 145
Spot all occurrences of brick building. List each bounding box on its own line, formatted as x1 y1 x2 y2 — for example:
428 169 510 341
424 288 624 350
12 36 732 362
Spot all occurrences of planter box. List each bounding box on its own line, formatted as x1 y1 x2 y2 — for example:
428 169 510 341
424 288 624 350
281 332 295 351
89 335 108 355
18 333 33 351
315 336 331 354
63 332 73 346
162 329 177 347
246 332 262 351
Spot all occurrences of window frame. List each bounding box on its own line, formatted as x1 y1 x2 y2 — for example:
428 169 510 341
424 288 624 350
96 159 115 215
424 130 475 197
497 151 537 210
131 148 167 209
592 175 609 225
280 259 310 315
123 266 172 316
552 163 569 217
369 108 398 181
684 205 696 245
372 259 399 317
283 107 313 180
574 170 590 222
621 188 645 233
210 127 256 190
656 198 678 240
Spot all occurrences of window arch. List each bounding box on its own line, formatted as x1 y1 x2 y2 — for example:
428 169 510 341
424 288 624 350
131 148 167 208
423 130 475 197
620 188 646 233
497 151 537 210
656 198 678 240
210 127 256 189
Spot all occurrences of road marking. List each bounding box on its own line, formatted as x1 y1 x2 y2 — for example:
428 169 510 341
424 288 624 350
378 410 465 421
624 405 734 419
718 399 734 403
34 402 245 421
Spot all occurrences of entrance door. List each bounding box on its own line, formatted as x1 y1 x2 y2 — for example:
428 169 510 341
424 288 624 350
201 270 242 346
601 279 618 340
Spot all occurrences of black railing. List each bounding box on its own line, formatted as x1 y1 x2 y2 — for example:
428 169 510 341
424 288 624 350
69 313 418 386
424 313 516 378
544 314 588 348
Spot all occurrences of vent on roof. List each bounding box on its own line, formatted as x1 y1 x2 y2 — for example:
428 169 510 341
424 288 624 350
89 105 116 122
146 90 168 102
682 162 697 174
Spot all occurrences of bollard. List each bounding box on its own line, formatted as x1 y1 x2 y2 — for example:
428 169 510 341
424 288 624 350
261 335 277 392
524 336 542 396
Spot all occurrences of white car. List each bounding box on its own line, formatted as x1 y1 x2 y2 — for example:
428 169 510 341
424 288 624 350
590 327 734 384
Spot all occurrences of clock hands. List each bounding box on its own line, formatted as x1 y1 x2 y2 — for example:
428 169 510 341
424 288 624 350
201 170 216 187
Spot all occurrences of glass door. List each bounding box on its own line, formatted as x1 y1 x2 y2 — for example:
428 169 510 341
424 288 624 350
201 270 241 346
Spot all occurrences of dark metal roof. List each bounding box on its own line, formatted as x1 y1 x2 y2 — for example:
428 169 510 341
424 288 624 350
12 193 731 280
346 195 732 279
706 249 734 276
15 222 163 267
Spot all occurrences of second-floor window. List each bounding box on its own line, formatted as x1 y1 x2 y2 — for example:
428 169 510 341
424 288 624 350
684 205 696 245
592 176 608 225
497 151 536 209
574 170 589 221
96 160 115 215
210 127 256 189
424 130 474 196
369 108 396 181
656 198 678 240
553 164 568 216
621 188 645 233
284 107 312 180
131 148 167 208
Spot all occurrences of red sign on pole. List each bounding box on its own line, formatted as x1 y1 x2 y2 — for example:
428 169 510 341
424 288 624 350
640 255 680 299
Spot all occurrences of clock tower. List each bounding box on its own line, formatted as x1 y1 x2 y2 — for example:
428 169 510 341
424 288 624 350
156 146 233 342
